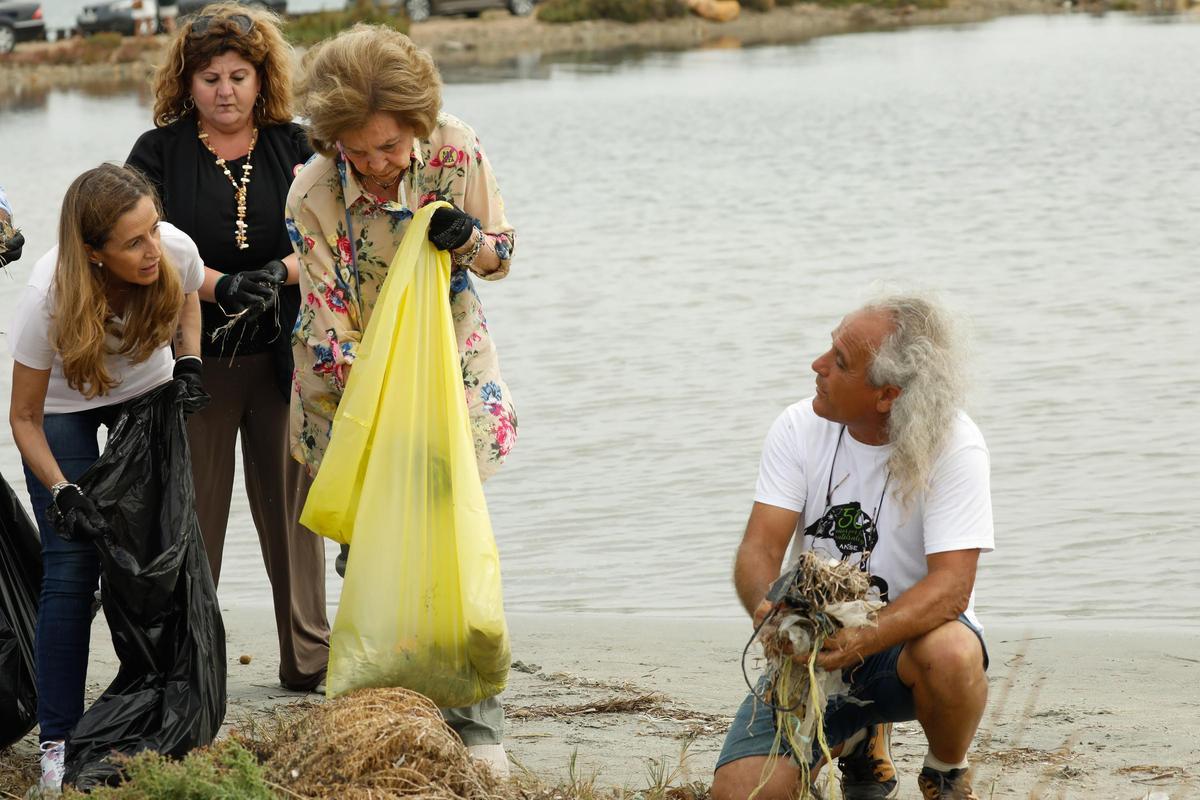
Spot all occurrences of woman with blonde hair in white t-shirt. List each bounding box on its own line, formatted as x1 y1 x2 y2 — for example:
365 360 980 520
7 163 206 796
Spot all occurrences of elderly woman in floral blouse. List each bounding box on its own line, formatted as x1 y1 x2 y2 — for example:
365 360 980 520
285 25 517 773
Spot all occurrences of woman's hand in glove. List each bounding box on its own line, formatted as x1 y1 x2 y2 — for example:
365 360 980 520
428 206 476 252
215 270 275 319
252 259 288 286
173 356 210 415
51 484 109 541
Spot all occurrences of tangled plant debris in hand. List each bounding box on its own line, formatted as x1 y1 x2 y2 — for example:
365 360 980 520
0 217 22 264
745 552 883 798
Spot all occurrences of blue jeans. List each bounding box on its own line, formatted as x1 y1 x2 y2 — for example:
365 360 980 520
22 404 121 742
716 615 989 769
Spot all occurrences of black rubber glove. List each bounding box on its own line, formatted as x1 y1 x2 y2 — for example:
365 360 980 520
254 259 288 286
428 207 475 252
173 356 210 415
0 230 24 267
214 271 275 319
50 485 108 541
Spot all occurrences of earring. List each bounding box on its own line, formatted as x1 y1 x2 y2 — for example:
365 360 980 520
255 94 265 109
182 96 195 113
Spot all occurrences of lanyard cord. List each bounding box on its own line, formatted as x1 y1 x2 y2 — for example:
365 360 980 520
824 425 890 557
824 426 848 508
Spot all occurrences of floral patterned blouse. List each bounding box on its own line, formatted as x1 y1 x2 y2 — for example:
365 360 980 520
285 113 517 482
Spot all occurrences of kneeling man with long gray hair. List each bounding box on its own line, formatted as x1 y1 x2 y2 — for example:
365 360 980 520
712 294 994 800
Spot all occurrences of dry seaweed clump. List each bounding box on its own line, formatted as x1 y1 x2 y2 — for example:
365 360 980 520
749 552 883 794
253 686 504 800
0 738 41 798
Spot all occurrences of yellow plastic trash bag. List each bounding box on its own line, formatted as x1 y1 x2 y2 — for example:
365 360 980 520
301 203 510 708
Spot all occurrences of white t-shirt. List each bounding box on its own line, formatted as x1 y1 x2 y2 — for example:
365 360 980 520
755 397 994 629
8 222 204 414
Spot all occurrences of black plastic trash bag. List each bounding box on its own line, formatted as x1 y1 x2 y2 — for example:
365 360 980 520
0 471 41 748
63 381 226 790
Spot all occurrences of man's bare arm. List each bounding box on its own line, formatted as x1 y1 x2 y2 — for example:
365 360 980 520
733 502 801 619
816 548 980 670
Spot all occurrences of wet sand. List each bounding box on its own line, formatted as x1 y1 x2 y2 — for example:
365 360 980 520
8 609 1196 799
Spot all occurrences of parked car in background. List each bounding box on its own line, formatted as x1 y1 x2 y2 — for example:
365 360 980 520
368 0 533 23
77 0 157 36
0 1 46 55
176 0 287 17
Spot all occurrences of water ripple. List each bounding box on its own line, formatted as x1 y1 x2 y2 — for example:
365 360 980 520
0 14 1196 631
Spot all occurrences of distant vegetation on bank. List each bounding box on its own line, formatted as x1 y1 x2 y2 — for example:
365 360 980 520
535 0 950 25
537 0 689 23
283 0 411 46
1 0 1178 66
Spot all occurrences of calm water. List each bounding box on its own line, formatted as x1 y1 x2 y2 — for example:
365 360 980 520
2 14 1198 633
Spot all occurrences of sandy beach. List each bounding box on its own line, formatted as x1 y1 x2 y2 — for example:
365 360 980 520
5 608 1196 799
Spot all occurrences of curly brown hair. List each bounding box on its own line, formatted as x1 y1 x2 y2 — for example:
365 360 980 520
152 2 294 128
297 24 442 158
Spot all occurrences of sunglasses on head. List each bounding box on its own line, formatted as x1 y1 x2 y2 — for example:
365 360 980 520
188 13 255 37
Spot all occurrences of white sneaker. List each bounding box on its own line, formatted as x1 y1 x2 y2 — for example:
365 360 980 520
37 740 65 797
466 742 510 778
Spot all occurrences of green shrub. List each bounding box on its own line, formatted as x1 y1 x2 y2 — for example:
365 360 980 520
75 32 131 64
285 0 410 46
536 0 589 21
741 0 776 11
813 0 948 7
65 741 273 800
83 31 123 49
538 0 688 22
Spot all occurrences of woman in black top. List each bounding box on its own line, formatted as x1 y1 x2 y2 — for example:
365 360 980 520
126 2 329 692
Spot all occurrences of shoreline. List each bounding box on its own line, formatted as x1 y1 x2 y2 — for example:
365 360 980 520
3 609 1197 797
414 0 1058 67
0 0 1063 99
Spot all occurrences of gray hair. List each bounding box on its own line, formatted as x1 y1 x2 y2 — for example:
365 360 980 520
864 293 968 506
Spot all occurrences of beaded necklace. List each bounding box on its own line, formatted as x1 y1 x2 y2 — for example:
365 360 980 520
198 125 259 250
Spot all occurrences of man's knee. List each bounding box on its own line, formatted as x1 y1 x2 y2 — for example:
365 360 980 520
901 620 985 687
712 756 799 800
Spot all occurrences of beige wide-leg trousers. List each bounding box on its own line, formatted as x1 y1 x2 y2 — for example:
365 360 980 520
187 352 330 689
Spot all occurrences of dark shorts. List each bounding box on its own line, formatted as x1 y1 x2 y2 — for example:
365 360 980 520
715 614 988 770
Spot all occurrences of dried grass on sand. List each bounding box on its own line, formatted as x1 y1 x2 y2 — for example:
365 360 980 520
240 686 505 800
0 738 40 798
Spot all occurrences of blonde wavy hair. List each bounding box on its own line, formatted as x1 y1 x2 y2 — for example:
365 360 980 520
865 293 968 507
54 165 183 399
297 24 442 157
152 1 295 127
